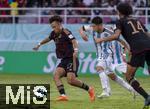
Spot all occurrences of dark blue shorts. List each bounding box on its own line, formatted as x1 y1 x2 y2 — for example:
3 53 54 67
128 50 150 67
57 57 79 77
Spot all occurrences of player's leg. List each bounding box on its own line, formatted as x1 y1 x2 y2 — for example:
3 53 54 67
66 72 87 89
106 57 135 93
126 52 149 108
66 72 95 101
96 59 111 98
97 67 111 98
146 50 150 75
53 67 68 101
107 72 134 92
66 57 95 101
66 57 88 89
143 50 150 107
115 63 136 94
126 64 150 108
148 66 150 75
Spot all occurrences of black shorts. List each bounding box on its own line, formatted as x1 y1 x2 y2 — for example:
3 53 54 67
128 50 150 67
57 57 79 77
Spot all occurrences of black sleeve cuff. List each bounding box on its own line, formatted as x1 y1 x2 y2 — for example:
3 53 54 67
82 26 85 31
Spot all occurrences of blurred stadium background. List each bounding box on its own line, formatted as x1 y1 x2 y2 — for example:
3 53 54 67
0 0 150 109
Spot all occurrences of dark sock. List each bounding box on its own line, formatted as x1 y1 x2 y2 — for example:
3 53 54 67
148 68 150 75
81 83 89 91
57 85 65 95
130 79 148 99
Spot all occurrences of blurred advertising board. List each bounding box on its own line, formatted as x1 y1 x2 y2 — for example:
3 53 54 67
0 51 147 76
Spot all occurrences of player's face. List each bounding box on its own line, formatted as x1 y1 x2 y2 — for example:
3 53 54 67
91 24 99 32
91 24 102 32
50 21 62 33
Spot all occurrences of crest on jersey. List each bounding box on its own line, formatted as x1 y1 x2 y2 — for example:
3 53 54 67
68 34 74 39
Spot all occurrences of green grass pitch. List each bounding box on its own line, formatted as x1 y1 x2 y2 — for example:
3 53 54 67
0 74 149 109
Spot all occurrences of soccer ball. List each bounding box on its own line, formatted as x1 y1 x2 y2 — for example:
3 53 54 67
33 86 47 100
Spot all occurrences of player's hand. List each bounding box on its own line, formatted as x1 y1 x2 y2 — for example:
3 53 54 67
94 37 103 43
33 45 40 51
81 34 88 41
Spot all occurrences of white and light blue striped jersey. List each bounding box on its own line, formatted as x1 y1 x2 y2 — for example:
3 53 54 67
111 41 126 64
83 25 114 59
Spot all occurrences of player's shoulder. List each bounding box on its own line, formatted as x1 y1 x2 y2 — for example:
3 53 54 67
103 27 114 35
49 30 55 38
63 28 75 39
119 17 137 23
63 28 71 35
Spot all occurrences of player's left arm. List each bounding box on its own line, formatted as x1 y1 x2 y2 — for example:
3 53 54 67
71 39 78 71
118 38 130 53
72 39 78 58
94 29 121 43
118 38 131 61
140 21 150 38
64 29 78 57
145 32 150 38
79 26 89 41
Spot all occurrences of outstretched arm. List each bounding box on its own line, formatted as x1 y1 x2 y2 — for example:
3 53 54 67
79 26 89 41
72 39 78 57
145 32 150 38
33 37 51 51
94 29 121 43
118 38 132 61
72 39 78 71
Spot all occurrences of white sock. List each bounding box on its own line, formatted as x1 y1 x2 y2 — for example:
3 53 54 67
115 75 135 92
61 94 66 96
99 71 111 93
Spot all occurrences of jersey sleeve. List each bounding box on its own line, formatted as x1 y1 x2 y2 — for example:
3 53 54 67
101 32 111 38
48 31 54 40
140 21 148 32
64 29 75 40
83 25 93 32
68 33 76 40
82 25 94 37
115 20 122 32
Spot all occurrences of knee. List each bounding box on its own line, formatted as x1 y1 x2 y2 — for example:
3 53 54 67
108 74 116 81
125 73 133 83
53 73 60 81
125 74 135 85
67 78 74 85
126 77 130 83
111 76 116 81
96 66 104 72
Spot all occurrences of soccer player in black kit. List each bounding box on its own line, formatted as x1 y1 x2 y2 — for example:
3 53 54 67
94 2 150 109
33 16 95 101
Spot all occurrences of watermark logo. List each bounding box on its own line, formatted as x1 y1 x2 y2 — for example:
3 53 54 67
0 84 50 109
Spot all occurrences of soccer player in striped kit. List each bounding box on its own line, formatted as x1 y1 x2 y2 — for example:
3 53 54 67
112 39 128 74
79 16 136 98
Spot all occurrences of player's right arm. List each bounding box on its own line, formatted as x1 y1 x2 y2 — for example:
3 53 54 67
33 37 51 51
79 25 92 41
145 32 150 38
118 38 130 52
138 21 150 38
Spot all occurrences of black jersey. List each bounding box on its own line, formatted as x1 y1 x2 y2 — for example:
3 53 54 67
49 28 75 59
115 17 150 54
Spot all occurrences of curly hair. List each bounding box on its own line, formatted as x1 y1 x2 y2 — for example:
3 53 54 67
117 2 133 16
49 15 63 23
